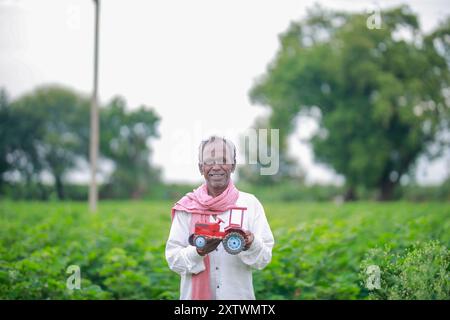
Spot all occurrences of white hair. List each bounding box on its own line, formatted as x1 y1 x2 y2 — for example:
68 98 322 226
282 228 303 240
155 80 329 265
198 136 236 164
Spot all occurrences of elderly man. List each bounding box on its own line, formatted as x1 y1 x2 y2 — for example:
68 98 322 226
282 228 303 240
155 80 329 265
165 136 274 300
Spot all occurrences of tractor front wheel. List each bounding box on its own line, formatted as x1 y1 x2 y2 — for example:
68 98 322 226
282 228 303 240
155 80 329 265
194 235 207 249
222 232 245 255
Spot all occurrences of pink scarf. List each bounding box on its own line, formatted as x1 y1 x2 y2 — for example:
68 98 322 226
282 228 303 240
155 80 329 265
171 180 239 300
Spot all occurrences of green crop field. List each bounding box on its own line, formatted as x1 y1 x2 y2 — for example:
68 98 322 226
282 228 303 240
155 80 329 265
0 200 449 300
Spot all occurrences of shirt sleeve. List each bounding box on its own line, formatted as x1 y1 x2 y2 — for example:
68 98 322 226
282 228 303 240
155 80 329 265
238 196 275 270
165 210 206 275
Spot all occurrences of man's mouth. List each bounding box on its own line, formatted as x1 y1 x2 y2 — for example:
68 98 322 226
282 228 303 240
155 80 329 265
209 173 225 177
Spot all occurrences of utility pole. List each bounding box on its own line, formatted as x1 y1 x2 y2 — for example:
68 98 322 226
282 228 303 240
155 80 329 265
89 0 100 212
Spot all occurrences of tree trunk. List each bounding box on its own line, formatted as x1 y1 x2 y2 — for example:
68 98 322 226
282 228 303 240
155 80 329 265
55 174 65 200
25 172 33 200
37 181 48 200
378 179 396 201
344 187 357 201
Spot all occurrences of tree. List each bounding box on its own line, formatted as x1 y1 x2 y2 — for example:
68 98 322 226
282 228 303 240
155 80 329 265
249 5 450 200
9 85 90 199
238 116 305 185
99 96 161 199
1 85 161 200
0 89 17 190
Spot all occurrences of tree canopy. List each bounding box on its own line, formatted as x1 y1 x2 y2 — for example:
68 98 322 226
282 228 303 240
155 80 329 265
0 85 161 200
249 5 450 199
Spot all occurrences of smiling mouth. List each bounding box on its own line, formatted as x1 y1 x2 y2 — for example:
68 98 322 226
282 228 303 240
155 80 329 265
209 173 225 177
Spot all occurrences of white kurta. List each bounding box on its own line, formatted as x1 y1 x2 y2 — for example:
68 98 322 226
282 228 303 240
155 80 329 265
165 191 275 300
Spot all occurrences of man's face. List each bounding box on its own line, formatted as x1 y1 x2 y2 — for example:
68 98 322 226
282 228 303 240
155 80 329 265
199 140 235 192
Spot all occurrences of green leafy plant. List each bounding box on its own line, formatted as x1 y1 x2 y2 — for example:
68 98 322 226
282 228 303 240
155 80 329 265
360 240 449 299
0 201 448 299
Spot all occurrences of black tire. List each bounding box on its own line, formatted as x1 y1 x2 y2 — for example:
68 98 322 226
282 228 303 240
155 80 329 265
188 234 195 246
222 232 245 255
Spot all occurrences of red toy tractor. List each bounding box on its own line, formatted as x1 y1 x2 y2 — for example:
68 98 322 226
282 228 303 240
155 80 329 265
189 207 247 255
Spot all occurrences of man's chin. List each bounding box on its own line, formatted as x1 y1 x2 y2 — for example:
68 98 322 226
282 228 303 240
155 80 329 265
209 180 228 189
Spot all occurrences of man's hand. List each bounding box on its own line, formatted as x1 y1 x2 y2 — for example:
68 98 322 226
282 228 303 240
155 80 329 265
243 230 254 250
194 236 222 256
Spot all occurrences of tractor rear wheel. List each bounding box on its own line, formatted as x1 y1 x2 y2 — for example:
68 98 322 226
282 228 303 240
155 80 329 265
222 232 245 255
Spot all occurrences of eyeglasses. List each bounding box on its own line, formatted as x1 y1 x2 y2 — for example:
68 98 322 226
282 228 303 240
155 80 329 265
202 159 233 166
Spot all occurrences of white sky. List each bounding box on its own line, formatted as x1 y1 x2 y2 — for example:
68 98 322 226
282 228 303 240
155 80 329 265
1 0 449 185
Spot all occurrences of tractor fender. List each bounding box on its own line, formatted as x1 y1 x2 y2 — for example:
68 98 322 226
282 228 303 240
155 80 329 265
224 228 245 236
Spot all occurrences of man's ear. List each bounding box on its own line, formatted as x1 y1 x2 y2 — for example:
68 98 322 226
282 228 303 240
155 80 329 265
198 163 203 175
231 163 236 173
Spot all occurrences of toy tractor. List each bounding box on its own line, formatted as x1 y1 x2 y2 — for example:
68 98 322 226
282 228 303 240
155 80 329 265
189 207 247 255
